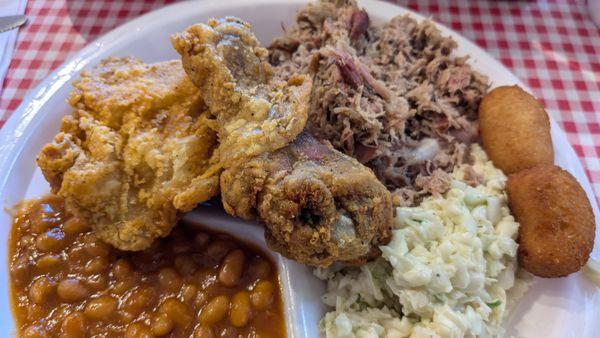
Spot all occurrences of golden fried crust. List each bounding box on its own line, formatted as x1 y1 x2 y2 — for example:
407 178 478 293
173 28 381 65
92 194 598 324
171 18 312 168
37 58 220 251
507 165 595 277
173 17 391 266
479 85 554 174
221 133 393 267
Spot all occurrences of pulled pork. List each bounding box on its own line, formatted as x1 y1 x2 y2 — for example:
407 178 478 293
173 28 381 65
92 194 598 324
269 0 488 206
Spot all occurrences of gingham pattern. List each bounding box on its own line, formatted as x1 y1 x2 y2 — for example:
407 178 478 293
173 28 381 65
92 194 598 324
0 0 598 204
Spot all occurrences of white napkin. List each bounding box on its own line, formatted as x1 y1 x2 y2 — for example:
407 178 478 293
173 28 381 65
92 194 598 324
0 0 27 96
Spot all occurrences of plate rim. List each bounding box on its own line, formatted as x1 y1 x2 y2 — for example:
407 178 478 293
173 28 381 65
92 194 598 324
0 0 598 336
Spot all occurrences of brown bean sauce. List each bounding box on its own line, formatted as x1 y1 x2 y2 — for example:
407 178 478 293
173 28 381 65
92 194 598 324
9 195 286 338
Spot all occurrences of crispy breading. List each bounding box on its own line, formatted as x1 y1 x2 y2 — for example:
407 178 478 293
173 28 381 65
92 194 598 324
507 165 595 277
220 133 392 267
479 85 554 174
171 17 312 168
37 58 220 251
173 17 392 266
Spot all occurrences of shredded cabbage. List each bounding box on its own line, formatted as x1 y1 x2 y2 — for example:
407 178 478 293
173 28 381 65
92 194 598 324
316 145 531 338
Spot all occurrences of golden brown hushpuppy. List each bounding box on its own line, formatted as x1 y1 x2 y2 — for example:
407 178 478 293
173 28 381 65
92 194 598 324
479 85 554 174
507 165 596 277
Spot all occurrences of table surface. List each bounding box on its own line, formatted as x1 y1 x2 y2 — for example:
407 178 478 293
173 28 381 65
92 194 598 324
0 0 598 204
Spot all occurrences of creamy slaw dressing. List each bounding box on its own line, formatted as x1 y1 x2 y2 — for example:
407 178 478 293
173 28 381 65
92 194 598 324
316 145 531 338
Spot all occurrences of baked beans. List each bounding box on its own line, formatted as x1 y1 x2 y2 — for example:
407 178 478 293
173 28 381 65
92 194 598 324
9 195 286 337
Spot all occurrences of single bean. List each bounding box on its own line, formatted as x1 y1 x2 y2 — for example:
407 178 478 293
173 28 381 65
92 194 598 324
199 295 230 325
18 234 35 247
123 286 156 316
30 216 52 234
57 278 89 302
250 280 275 310
158 298 192 328
85 275 108 292
83 234 110 257
11 255 31 287
230 290 252 327
113 278 138 295
219 249 245 287
29 276 55 304
35 228 66 252
67 246 86 262
84 256 109 274
112 259 133 280
247 258 272 281
180 284 198 304
29 207 60 234
151 313 174 336
35 254 62 273
84 295 117 321
62 217 89 235
158 267 183 292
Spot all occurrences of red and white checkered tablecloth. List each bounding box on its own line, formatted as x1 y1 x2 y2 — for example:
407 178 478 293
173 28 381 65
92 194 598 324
0 0 598 204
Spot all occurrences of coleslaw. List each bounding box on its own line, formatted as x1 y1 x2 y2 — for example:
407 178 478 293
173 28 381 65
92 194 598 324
316 145 531 338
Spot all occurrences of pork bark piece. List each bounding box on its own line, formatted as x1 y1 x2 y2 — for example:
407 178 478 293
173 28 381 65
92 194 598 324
172 17 312 168
220 133 393 267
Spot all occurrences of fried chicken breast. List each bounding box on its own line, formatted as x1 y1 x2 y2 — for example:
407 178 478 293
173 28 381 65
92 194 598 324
37 58 220 251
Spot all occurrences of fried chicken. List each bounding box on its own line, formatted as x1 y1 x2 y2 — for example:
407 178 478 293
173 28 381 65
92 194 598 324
37 58 220 251
221 132 393 267
173 17 393 266
171 17 312 168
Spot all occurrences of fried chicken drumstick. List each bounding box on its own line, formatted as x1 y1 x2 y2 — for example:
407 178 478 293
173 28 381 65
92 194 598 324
173 18 393 266
37 58 220 251
221 132 393 266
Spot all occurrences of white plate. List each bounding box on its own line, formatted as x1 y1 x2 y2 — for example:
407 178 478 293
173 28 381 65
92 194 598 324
0 0 598 337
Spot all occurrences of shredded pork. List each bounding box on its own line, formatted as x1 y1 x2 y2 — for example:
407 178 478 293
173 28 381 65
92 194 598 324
269 0 488 205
